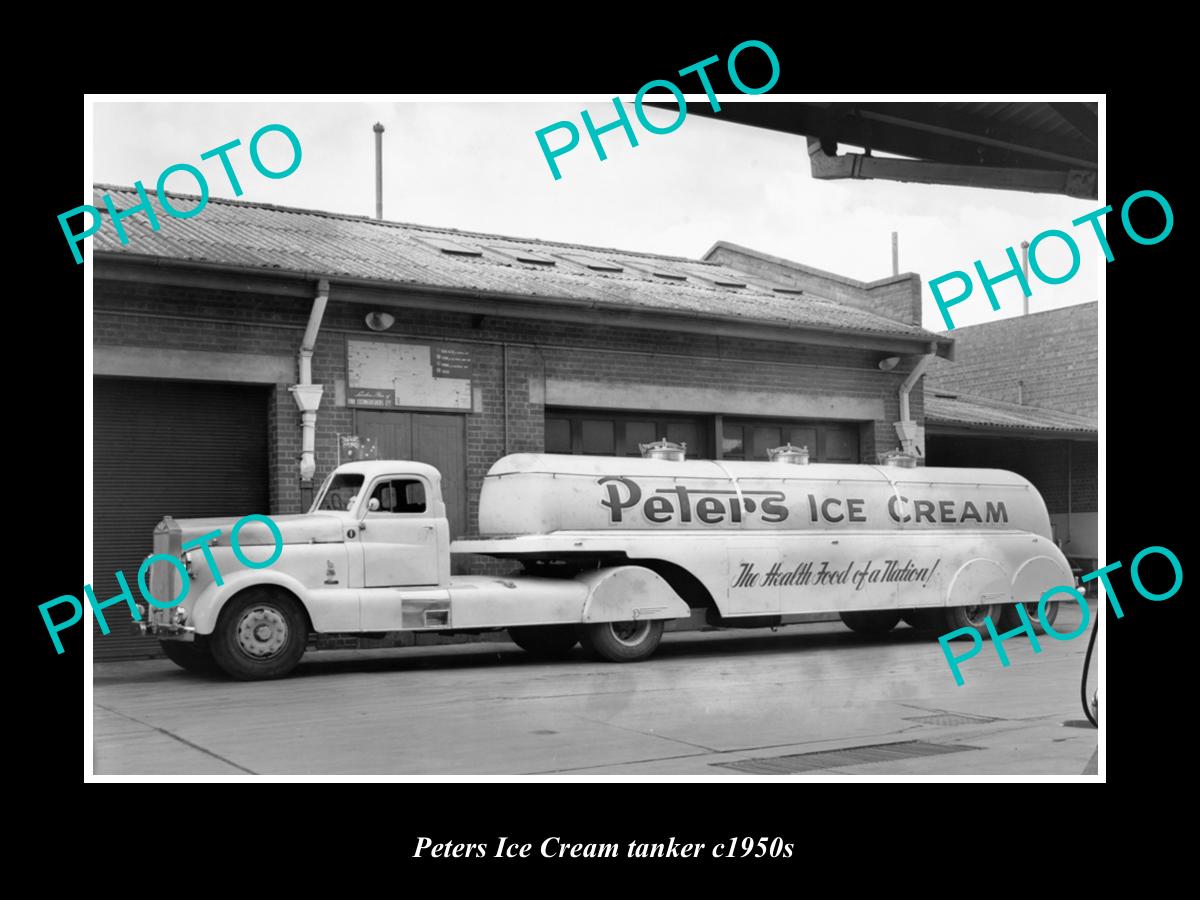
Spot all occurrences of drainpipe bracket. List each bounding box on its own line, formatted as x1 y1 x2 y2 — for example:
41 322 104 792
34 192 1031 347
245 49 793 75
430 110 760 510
893 420 924 457
289 383 325 413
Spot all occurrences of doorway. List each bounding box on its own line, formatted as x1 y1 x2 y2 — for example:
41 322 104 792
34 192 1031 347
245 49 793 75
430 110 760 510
354 411 467 539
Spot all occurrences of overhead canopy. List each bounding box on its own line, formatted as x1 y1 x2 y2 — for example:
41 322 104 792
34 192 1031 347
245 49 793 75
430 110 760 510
660 101 1098 199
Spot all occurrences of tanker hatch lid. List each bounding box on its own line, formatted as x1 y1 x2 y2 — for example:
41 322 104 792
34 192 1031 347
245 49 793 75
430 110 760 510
767 443 810 465
638 438 687 461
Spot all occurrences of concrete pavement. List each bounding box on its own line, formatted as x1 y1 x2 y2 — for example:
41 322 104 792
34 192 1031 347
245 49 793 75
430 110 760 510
92 603 1099 777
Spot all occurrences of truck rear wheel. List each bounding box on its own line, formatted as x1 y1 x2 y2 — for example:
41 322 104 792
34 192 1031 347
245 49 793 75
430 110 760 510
160 638 221 675
508 625 579 658
578 619 664 662
840 610 901 634
902 609 943 632
943 603 1005 638
210 589 308 680
999 600 1060 635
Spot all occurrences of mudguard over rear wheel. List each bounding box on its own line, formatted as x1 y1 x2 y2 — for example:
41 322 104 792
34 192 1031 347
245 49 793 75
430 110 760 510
578 619 665 662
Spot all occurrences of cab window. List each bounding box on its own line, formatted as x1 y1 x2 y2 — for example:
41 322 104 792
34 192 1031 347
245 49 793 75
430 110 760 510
316 473 365 511
367 478 427 514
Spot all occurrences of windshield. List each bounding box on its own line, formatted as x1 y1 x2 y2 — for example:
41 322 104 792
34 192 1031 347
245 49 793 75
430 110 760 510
314 473 365 511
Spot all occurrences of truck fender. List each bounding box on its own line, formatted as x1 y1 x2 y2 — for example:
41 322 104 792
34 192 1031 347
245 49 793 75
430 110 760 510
945 557 1013 609
187 568 316 635
1012 552 1075 606
577 566 690 623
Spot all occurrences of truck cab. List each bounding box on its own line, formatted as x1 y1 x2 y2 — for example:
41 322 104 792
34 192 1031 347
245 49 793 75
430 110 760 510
310 461 451 589
144 458 689 680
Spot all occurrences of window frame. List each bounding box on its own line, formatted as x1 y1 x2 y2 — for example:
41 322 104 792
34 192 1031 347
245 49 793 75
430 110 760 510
359 475 432 518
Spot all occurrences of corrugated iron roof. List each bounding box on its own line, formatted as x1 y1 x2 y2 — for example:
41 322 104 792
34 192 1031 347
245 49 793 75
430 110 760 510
926 391 1097 436
91 184 944 344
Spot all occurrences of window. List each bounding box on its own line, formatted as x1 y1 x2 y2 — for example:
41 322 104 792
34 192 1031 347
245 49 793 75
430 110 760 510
367 478 427 514
546 418 571 453
581 420 615 454
315 473 364 511
545 409 711 458
545 411 861 462
721 418 858 462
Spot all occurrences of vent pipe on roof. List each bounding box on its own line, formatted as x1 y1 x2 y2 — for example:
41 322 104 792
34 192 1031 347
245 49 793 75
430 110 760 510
892 231 899 276
373 122 385 221
1020 240 1030 315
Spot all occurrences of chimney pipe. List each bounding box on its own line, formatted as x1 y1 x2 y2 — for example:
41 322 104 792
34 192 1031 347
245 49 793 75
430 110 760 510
373 122 385 220
1020 240 1030 315
891 231 899 276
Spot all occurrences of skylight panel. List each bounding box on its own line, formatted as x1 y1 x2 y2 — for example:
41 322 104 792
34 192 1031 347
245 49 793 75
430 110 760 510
422 236 484 257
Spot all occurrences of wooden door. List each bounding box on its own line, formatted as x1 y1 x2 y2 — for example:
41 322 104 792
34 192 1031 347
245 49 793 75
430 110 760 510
354 410 467 539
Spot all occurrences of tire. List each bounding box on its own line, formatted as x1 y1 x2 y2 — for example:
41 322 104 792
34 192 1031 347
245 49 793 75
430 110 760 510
999 600 1061 635
578 619 665 663
840 610 901 634
508 625 579 658
943 602 1006 638
210 589 308 680
159 638 222 675
901 609 944 632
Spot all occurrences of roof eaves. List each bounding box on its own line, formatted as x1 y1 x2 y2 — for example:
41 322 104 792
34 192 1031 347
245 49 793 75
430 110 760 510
94 252 949 352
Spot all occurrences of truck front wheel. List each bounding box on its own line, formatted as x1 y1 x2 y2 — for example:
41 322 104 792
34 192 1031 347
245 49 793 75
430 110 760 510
210 589 309 680
578 619 665 662
508 625 579 658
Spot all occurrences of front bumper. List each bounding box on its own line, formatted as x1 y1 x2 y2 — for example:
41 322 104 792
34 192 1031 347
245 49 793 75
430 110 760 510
132 602 196 638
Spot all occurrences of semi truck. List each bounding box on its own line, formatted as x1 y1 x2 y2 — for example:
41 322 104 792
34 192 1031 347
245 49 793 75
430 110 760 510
138 449 1073 680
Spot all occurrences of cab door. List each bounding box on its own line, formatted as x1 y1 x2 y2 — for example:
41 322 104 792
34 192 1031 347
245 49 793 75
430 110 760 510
358 475 440 587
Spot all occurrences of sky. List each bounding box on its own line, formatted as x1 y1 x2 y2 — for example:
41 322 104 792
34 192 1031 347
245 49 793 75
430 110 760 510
92 99 1102 332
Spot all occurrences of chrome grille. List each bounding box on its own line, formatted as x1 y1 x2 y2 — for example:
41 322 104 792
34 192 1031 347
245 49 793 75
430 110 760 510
149 517 182 618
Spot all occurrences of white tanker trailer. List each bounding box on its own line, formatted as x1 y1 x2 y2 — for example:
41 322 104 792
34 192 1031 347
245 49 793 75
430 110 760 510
139 449 1073 680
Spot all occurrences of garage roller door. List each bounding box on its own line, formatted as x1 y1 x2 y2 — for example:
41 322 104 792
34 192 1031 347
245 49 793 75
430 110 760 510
92 377 270 660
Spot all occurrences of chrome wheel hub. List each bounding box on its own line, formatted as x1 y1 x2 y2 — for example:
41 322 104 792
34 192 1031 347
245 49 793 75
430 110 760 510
964 605 989 626
236 606 288 659
610 620 650 646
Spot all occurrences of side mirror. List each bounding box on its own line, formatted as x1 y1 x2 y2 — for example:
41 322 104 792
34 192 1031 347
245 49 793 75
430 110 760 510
367 497 380 512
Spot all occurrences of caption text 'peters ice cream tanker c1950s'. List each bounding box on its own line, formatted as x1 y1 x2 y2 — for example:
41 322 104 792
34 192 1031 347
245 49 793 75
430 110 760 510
138 446 1073 680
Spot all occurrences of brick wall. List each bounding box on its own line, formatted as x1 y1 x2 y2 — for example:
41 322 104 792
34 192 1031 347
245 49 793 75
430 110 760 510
926 303 1098 418
95 280 920 538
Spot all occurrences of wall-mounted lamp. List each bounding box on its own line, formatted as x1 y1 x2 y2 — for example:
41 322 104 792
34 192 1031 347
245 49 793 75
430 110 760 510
878 356 901 372
365 311 395 332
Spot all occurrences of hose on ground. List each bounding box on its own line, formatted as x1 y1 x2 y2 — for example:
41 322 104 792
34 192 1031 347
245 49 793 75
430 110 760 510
1081 614 1098 727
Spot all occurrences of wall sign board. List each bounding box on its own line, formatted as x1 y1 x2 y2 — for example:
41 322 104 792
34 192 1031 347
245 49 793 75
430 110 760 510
346 338 473 411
